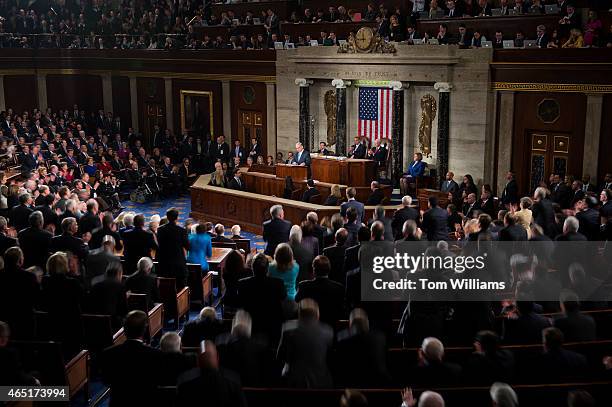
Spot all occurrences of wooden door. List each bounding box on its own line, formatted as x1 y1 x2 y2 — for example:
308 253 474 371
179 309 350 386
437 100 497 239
526 132 571 193
239 109 265 159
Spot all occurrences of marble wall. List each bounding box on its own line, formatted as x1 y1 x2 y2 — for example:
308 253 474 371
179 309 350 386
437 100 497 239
276 45 495 184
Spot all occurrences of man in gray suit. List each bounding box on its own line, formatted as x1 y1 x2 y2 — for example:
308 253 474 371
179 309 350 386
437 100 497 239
340 187 365 223
85 235 121 288
440 171 459 196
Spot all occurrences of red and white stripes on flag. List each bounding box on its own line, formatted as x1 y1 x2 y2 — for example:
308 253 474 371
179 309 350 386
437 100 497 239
357 87 393 143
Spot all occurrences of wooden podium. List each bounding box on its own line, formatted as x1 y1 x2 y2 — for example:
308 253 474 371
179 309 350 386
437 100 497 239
275 163 308 181
310 155 376 187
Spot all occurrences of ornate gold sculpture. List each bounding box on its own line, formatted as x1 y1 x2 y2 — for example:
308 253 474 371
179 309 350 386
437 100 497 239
338 27 396 54
324 90 337 146
418 95 437 157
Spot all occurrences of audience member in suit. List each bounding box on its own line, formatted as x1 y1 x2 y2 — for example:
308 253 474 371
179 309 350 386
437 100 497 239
407 152 426 177
440 171 459 197
125 257 160 310
368 205 394 242
158 332 195 386
445 0 461 17
532 187 557 238
422 196 449 241
227 168 245 191
501 171 519 208
181 306 225 347
301 179 320 203
50 217 89 262
0 321 39 385
89 213 123 252
289 224 317 283
17 211 52 269
248 137 262 161
291 142 311 166
323 184 342 206
554 216 587 242
465 331 515 385
392 196 419 241
498 213 528 241
575 196 600 241
77 199 101 236
502 298 552 344
295 256 344 328
551 175 572 209
477 188 495 218
0 216 18 255
9 193 33 232
101 311 163 407
534 327 588 383
35 193 59 232
411 337 462 386
211 223 234 244
553 291 596 342
343 207 362 248
237 253 286 345
323 228 348 285
231 139 246 163
211 135 230 163
39 252 84 355
216 310 273 387
351 138 368 159
87 264 128 330
365 181 384 205
277 298 334 388
0 247 39 340
86 235 121 289
156 208 190 286
340 187 365 223
334 308 391 388
262 204 292 256
176 341 247 407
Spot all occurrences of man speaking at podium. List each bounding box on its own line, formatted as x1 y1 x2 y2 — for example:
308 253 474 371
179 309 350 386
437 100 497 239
291 142 311 166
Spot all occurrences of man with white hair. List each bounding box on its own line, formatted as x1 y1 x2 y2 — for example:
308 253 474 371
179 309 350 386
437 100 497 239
262 204 291 256
490 382 518 407
159 332 194 385
532 186 556 238
125 257 160 309
392 195 419 240
230 225 242 239
290 142 311 166
413 337 462 386
181 306 224 347
555 216 587 241
401 388 445 407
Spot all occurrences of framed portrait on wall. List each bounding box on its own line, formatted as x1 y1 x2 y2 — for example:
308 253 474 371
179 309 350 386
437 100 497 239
180 90 214 137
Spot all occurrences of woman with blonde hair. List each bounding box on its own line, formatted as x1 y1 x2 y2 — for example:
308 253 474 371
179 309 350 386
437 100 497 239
562 28 584 48
515 197 533 233
267 242 299 301
324 184 342 206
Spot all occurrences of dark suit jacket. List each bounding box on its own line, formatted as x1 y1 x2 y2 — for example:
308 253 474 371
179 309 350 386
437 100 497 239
181 317 225 347
88 279 128 329
39 273 84 345
553 311 596 342
503 312 551 344
231 146 246 162
18 227 53 268
0 233 18 257
158 352 195 386
123 228 159 273
576 208 600 241
34 204 59 231
101 340 164 407
535 348 587 383
9 204 33 232
176 367 246 407
340 199 365 223
216 334 272 386
365 188 384 205
440 179 459 195
295 277 345 327
334 329 390 387
465 350 515 385
262 217 291 256
125 271 161 310
302 187 320 203
323 245 347 284
532 198 556 238
411 360 462 386
90 227 123 251
499 224 528 241
291 150 311 166
501 179 519 205
237 275 286 339
352 143 367 159
156 223 189 267
391 206 419 240
277 319 334 388
228 177 245 191
85 248 121 288
50 233 88 261
21 153 37 173
422 206 449 241
78 211 101 236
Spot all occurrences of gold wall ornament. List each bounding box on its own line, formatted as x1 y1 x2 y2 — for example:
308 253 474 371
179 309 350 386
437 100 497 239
338 27 396 54
324 90 337 146
418 95 437 157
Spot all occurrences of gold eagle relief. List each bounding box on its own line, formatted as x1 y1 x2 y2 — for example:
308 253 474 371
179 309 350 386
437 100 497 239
324 90 337 146
418 95 437 158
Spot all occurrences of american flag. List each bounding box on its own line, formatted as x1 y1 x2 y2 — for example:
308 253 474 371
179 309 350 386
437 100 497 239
358 87 393 142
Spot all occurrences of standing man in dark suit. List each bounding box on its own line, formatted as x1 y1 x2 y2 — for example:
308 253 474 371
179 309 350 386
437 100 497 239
212 135 230 164
575 196 600 241
156 208 190 287
231 139 245 163
323 228 348 284
501 171 519 209
291 142 311 166
50 217 89 262
248 137 262 161
553 291 596 342
392 196 419 241
532 187 557 238
78 199 101 237
17 211 52 269
228 168 245 191
262 204 292 256
101 311 163 407
340 187 365 223
351 137 367 159
123 214 159 275
295 256 344 327
9 193 33 232
35 194 59 232
301 179 320 203
421 196 448 241
365 181 385 205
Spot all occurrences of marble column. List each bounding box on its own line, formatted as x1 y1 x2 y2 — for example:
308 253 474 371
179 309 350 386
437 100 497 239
222 80 231 140
101 73 113 114
583 94 603 179
36 73 48 112
164 78 173 132
390 81 405 185
497 91 515 194
295 78 313 149
266 82 277 158
129 76 139 133
332 79 350 156
0 75 5 113
434 82 452 184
